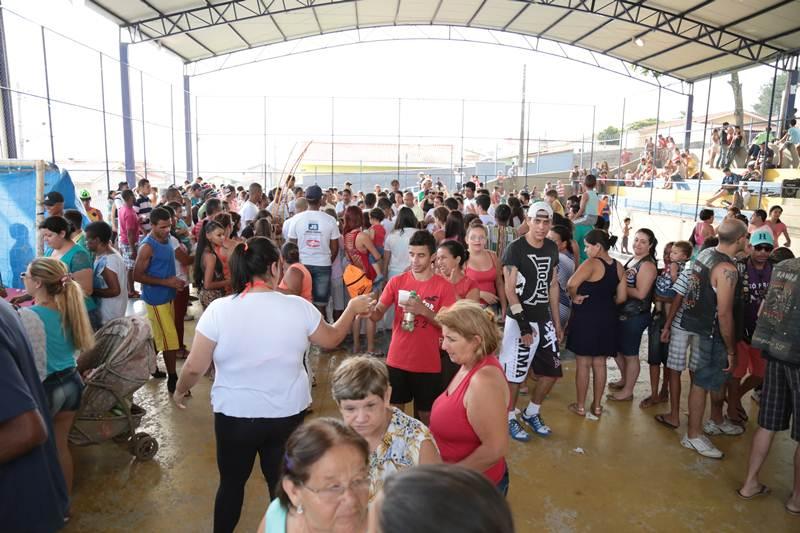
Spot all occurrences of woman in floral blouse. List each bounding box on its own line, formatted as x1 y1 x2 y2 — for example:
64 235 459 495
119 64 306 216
331 356 440 499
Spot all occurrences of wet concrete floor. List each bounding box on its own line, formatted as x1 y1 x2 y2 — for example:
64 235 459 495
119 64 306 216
66 301 797 532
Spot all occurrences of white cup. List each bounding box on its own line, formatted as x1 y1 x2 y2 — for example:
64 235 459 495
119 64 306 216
398 290 411 304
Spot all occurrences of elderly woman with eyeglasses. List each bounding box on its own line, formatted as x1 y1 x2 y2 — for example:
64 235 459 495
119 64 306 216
258 418 371 533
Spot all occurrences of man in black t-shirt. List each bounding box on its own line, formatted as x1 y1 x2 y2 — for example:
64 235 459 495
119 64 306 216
0 299 68 531
499 202 563 442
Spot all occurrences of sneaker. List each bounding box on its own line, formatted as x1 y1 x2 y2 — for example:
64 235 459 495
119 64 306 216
681 434 724 459
151 369 166 379
704 418 745 436
521 412 552 437
508 418 531 442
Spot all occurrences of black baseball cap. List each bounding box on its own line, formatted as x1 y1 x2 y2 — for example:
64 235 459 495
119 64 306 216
43 191 64 206
305 185 323 201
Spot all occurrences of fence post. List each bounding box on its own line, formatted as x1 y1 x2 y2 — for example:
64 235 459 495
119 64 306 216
41 27 55 164
615 98 626 203
758 58 781 207
99 53 111 192
693 74 713 220
0 7 17 158
139 71 147 180
120 43 135 187
648 85 661 214
183 75 193 181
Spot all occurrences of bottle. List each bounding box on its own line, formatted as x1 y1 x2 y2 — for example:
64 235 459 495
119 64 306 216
401 291 417 332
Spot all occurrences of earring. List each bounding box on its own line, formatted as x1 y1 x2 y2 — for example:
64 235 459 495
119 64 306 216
296 504 304 515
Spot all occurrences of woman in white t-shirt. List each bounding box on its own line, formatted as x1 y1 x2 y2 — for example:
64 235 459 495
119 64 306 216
383 207 418 280
85 221 128 326
173 236 373 533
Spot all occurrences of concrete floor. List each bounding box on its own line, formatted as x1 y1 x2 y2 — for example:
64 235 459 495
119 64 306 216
66 301 798 533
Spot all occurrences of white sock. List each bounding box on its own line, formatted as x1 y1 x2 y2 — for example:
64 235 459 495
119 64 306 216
507 410 517 422
524 402 540 417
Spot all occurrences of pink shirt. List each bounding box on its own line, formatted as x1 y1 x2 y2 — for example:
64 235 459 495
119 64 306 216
767 220 787 242
118 205 140 245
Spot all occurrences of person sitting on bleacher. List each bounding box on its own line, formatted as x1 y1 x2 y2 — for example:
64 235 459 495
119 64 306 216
705 167 740 206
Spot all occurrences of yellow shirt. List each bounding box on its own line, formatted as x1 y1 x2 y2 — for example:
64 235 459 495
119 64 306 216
551 199 565 216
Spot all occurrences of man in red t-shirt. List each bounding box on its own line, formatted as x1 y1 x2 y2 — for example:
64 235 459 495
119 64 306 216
370 230 456 425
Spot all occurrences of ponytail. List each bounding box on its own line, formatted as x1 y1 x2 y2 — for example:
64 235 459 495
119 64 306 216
194 220 224 287
29 258 95 352
230 237 280 294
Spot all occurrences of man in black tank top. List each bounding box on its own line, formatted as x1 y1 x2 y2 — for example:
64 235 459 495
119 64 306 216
680 219 748 459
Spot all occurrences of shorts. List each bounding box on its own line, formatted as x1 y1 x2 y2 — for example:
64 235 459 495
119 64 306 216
43 367 83 416
692 335 730 392
617 311 651 356
647 311 668 366
667 326 699 372
758 357 800 441
146 301 180 352
733 341 766 380
499 315 562 383
388 366 442 412
307 264 332 306
330 276 346 311
119 242 136 269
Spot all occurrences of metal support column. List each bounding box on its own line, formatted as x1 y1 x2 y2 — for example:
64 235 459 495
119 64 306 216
263 96 267 189
525 101 531 190
589 105 596 170
780 66 798 129
169 83 175 184
41 27 55 164
330 96 334 187
119 43 135 187
195 95 199 177
648 86 661 214
397 98 401 183
139 71 147 180
694 75 713 220
759 58 781 207
0 7 17 158
459 99 465 186
183 75 193 181
615 98 626 202
518 65 526 176
684 89 694 149
99 53 111 192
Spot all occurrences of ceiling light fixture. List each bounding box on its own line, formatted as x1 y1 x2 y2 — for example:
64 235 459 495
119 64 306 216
634 37 645 47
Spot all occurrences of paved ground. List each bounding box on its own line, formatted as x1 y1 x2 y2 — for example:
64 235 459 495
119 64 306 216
65 299 798 532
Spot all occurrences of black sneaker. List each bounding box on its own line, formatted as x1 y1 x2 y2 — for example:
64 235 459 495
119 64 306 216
167 374 178 394
152 369 167 379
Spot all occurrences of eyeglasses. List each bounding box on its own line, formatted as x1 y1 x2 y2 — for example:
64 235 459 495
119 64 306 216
19 272 27 279
302 477 370 503
754 245 773 252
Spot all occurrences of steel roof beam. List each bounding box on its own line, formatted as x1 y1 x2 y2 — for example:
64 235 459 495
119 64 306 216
137 0 217 57
205 0 252 48
512 0 784 65
125 0 356 43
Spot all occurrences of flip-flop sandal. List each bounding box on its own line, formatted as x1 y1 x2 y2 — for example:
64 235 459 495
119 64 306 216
567 403 586 417
735 485 770 500
639 396 655 409
608 381 625 390
606 394 633 402
591 405 603 418
654 414 679 429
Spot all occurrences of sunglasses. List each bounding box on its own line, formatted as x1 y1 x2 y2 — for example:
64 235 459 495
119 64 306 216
753 245 773 252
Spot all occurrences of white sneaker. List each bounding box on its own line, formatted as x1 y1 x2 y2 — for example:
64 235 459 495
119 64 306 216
704 418 745 436
681 434 724 459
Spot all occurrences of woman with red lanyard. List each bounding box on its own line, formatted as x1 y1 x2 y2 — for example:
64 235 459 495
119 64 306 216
342 205 383 356
429 300 510 495
464 223 506 318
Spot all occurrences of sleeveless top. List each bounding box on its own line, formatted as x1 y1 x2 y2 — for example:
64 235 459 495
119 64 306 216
344 229 377 280
214 244 231 283
371 223 386 248
624 256 655 310
429 356 506 484
752 258 800 365
465 254 498 305
278 263 313 302
693 222 708 247
45 244 97 312
451 274 479 300
585 190 599 216
140 235 176 306
263 499 287 533
680 248 734 337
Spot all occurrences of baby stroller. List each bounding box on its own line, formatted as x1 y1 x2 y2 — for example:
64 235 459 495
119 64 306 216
69 316 159 460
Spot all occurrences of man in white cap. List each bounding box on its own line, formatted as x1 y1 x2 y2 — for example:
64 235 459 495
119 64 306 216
499 201 563 442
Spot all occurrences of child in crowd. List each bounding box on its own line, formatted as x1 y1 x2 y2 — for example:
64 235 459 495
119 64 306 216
368 207 386 287
621 217 631 254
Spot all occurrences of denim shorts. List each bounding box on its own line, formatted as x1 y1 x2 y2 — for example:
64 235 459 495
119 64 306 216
306 264 332 305
617 311 651 356
693 335 730 392
43 367 84 416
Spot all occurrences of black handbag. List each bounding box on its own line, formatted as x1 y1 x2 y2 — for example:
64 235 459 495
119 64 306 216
618 298 648 321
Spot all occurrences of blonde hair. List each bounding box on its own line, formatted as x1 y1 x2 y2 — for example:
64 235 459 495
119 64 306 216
331 356 389 402
29 257 95 352
436 300 500 359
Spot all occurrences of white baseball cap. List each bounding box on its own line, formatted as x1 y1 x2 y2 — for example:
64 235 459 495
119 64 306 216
528 201 553 219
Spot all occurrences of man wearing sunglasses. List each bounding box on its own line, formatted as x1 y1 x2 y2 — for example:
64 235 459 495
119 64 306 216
727 231 775 426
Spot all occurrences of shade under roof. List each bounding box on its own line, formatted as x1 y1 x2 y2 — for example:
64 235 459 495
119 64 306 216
87 0 800 82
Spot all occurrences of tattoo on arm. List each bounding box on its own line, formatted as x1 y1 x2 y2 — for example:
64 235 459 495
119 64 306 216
723 269 737 287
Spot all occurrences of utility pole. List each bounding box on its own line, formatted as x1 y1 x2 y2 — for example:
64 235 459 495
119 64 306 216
518 65 526 179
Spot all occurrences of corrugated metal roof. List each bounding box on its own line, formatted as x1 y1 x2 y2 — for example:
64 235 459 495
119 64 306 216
85 0 800 82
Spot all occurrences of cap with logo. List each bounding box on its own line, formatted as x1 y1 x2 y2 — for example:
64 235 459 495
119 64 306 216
43 191 64 206
79 189 91 200
528 201 554 219
750 228 775 247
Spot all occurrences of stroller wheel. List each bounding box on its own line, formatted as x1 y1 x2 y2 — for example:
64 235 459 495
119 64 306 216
129 432 159 460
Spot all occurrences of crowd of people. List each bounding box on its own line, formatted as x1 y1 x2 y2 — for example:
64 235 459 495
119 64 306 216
2 169 799 533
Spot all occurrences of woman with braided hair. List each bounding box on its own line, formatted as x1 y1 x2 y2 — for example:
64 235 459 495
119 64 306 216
17 257 95 511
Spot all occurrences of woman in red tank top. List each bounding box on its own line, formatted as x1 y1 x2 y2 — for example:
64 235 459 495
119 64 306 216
464 224 506 316
429 300 510 494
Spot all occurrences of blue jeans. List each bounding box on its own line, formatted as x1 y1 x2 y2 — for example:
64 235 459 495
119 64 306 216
306 264 332 306
43 367 83 416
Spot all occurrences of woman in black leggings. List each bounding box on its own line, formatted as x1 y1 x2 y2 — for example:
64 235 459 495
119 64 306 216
173 236 374 533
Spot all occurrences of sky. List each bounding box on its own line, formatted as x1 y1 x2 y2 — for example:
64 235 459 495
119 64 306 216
0 0 782 184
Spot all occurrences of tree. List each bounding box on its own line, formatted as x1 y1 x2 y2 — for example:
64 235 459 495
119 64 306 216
728 72 744 128
597 125 621 145
753 72 788 118
627 118 658 130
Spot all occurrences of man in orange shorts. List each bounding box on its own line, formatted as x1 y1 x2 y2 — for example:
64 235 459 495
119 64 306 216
727 231 774 424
